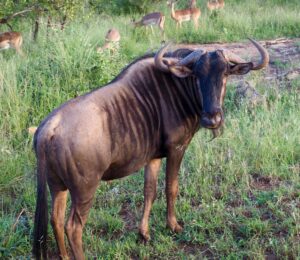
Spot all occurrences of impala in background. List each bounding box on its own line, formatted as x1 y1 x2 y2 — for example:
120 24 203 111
97 28 121 54
167 0 201 29
0 31 23 56
132 12 165 36
207 0 225 11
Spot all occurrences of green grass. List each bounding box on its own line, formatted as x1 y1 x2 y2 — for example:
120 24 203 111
158 0 300 43
0 0 300 258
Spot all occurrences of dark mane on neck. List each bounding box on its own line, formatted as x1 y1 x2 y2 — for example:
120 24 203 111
110 52 156 84
110 47 195 84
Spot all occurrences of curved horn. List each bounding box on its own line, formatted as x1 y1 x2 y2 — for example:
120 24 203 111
222 49 247 64
222 39 269 70
177 49 207 66
155 43 172 72
248 38 269 70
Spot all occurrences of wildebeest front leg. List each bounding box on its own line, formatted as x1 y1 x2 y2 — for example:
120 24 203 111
139 158 162 241
166 150 185 233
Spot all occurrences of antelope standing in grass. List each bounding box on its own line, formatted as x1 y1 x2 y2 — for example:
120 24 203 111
0 31 23 56
167 0 201 29
132 12 165 35
97 28 121 54
207 0 225 11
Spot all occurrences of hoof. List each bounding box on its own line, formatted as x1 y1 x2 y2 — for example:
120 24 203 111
139 230 150 243
167 222 183 233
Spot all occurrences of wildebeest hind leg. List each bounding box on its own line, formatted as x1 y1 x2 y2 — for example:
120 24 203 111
65 185 98 260
50 189 68 259
139 158 162 241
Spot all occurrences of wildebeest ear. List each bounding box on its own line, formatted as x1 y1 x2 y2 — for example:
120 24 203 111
229 63 253 75
169 66 193 78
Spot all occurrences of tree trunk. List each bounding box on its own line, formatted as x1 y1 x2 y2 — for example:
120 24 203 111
33 16 40 41
60 15 67 31
47 16 52 37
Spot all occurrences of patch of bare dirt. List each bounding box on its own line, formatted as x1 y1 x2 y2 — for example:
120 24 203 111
227 199 244 208
119 201 138 232
250 173 281 191
178 242 215 259
241 210 253 218
281 192 300 203
265 252 279 260
47 251 67 260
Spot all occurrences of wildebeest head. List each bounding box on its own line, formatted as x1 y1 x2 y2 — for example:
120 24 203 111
155 39 269 133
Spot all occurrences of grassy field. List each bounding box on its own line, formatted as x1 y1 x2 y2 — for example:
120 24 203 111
0 0 300 258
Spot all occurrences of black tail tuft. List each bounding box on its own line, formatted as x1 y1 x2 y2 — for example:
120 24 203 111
32 152 48 259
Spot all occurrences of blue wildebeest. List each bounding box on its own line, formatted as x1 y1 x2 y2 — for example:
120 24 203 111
33 39 269 259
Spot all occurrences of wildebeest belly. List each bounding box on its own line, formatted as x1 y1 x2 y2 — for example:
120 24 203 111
101 133 164 181
101 158 148 181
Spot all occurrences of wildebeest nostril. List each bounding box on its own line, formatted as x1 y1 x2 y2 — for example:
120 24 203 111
200 108 223 129
214 112 222 125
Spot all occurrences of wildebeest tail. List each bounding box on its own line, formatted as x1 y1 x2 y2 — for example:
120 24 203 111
32 142 48 259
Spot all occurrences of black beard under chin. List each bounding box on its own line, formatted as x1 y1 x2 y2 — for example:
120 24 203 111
209 125 224 141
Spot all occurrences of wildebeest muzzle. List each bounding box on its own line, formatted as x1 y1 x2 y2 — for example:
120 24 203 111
200 107 224 129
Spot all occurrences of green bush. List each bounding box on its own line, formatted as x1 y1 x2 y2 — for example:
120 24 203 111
89 0 162 15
